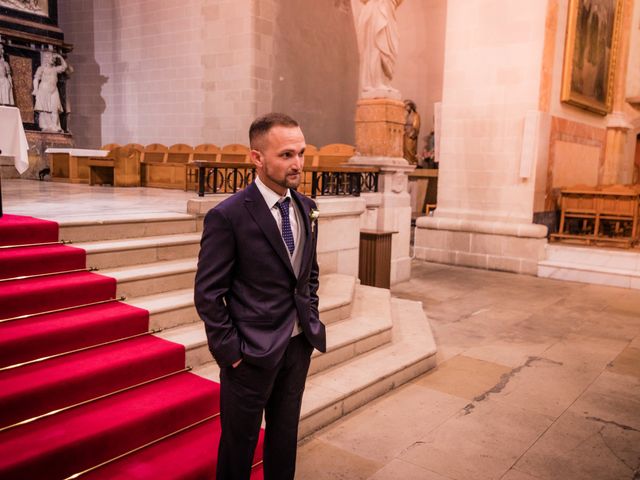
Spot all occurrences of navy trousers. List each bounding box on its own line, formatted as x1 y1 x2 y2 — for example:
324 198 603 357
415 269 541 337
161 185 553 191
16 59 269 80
216 334 313 480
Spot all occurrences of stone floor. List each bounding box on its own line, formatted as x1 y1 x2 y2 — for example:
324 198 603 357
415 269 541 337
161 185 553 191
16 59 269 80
1 179 195 222
296 261 640 480
3 179 639 479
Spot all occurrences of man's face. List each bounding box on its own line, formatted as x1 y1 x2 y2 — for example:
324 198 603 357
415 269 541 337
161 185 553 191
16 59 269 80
251 126 305 195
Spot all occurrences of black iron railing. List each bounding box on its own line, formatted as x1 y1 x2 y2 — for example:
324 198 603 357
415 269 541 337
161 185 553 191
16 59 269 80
192 161 380 198
303 166 379 199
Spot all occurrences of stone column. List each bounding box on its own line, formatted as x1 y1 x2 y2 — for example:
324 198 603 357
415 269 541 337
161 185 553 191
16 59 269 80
414 0 550 275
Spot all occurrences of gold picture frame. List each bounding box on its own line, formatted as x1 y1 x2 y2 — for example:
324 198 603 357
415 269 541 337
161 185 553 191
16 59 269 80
561 0 624 115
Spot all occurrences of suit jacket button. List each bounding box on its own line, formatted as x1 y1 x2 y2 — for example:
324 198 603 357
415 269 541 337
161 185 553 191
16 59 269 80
294 288 298 295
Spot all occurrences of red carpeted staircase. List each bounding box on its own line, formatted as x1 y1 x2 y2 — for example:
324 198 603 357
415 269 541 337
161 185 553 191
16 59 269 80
0 214 264 479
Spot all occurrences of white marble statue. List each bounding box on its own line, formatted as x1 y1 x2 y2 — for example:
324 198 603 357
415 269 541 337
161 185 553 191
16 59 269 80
33 51 68 133
0 44 15 106
357 0 403 99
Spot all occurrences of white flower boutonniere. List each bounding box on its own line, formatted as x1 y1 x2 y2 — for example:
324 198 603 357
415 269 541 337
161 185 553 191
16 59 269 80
310 209 320 234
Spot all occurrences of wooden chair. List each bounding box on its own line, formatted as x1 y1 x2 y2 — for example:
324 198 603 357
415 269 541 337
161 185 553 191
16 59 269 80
125 143 145 152
317 143 355 168
162 144 194 190
597 184 639 245
140 144 169 188
300 144 318 195
101 143 120 151
555 184 599 242
220 144 251 163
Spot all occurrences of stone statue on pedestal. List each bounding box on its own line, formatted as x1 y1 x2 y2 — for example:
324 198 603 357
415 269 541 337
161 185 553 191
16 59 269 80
357 0 403 99
0 44 15 106
32 51 68 133
403 99 420 164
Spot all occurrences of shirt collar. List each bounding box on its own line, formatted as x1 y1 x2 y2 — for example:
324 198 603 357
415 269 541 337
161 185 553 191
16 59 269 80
254 175 291 208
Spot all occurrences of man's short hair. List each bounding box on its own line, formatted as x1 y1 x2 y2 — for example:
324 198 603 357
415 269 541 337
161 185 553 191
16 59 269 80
249 113 299 150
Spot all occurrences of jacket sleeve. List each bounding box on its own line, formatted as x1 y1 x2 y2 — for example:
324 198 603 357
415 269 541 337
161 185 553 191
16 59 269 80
308 205 320 323
194 207 242 367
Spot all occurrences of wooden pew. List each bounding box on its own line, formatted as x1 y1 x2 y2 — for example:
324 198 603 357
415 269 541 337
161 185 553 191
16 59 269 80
220 144 250 163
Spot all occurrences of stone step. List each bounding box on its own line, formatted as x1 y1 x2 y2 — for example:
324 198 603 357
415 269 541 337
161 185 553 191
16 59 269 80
317 273 356 324
309 284 392 376
78 233 202 269
58 213 198 243
193 296 436 440
102 258 197 299
127 288 198 331
122 273 356 338
539 245 640 289
189 285 392 374
299 297 436 439
156 322 211 369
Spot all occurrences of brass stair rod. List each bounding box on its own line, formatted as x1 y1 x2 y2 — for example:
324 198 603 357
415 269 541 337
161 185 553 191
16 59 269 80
0 296 126 324
0 266 99 283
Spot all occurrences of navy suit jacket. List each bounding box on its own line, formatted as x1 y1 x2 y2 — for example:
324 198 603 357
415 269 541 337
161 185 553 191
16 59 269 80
194 182 326 369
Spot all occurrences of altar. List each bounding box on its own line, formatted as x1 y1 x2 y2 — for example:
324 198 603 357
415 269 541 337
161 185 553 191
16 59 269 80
0 106 29 217
0 106 29 175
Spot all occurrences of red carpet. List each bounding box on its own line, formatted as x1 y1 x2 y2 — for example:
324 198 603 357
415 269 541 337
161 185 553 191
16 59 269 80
0 214 264 479
0 243 86 279
0 214 58 246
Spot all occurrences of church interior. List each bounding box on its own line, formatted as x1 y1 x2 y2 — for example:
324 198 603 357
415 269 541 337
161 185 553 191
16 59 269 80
0 0 639 479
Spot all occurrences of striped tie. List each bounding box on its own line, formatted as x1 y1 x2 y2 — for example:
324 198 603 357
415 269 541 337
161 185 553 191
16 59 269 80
276 198 295 255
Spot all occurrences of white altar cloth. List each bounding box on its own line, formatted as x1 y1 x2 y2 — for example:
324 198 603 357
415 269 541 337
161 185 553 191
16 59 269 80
0 106 29 174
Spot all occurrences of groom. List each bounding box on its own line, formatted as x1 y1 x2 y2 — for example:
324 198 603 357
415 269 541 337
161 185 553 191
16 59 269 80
194 113 326 480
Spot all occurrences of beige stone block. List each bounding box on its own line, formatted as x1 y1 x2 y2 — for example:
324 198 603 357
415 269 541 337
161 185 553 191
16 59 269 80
116 271 196 298
415 355 512 401
336 249 359 278
514 409 638 480
502 236 545 261
450 231 472 252
149 305 199 331
455 252 488 269
391 256 412 285
487 255 521 274
295 439 382 480
317 251 338 275
318 216 360 252
415 228 449 250
470 233 503 256
354 98 405 157
318 384 467 465
368 459 451 480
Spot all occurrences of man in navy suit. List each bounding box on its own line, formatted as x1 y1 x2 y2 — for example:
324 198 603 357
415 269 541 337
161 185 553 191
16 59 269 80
195 113 326 480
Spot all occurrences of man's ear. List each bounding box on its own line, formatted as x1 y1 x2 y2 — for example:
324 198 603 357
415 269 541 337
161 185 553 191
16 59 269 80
250 149 262 168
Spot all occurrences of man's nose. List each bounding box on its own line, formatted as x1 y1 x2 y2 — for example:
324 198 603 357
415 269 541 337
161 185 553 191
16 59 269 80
292 155 302 171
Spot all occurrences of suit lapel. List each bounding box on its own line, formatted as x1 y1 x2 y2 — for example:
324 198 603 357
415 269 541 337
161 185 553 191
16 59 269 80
292 190 313 275
244 182 295 277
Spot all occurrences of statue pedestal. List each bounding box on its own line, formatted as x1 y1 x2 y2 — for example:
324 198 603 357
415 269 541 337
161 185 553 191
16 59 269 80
355 98 405 158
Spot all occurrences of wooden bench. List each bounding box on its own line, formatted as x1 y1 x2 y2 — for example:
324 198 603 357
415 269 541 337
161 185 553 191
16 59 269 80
551 184 640 247
88 145 141 187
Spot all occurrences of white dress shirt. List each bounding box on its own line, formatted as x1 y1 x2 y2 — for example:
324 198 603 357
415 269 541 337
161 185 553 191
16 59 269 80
254 176 305 336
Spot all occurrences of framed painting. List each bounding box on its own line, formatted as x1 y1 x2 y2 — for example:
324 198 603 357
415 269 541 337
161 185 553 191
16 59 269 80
0 0 49 17
561 0 624 115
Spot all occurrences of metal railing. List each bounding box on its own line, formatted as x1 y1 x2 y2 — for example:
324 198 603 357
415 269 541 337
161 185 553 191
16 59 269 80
192 161 380 198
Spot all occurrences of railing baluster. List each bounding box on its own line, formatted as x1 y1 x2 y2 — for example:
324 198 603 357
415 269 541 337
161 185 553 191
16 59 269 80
198 165 206 197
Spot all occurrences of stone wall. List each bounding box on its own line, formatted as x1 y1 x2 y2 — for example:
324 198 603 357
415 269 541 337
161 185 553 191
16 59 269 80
271 0 358 146
58 0 206 148
58 0 363 149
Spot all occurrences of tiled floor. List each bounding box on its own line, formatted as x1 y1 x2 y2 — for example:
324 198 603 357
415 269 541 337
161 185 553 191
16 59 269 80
3 179 639 479
296 262 640 480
